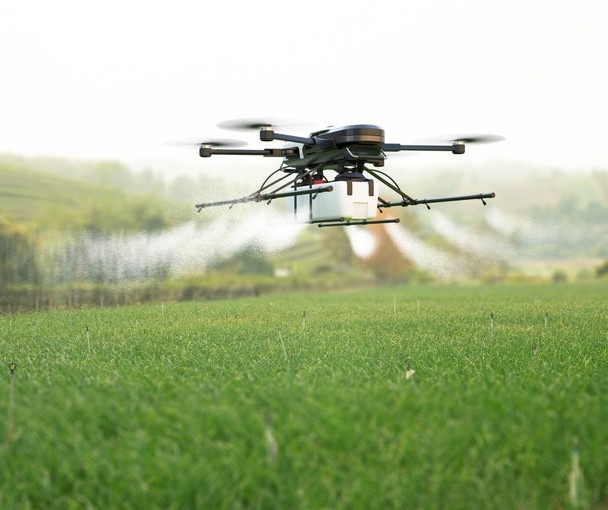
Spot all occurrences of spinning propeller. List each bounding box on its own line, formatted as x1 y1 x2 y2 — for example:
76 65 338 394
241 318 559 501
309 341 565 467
449 134 505 144
166 138 249 158
217 117 314 132
419 134 505 144
166 138 247 148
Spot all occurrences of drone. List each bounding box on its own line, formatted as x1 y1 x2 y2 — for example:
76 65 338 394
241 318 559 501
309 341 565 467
190 119 503 228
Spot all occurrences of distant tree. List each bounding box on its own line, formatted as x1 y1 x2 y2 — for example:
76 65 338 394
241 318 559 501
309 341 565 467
211 249 274 276
592 170 608 202
320 227 353 269
552 270 568 283
597 259 608 279
76 194 173 233
91 161 134 190
0 219 40 286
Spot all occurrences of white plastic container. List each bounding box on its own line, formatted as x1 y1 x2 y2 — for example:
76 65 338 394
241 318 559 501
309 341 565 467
286 179 379 222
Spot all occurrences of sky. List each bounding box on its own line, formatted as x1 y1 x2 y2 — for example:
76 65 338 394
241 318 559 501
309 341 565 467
1 0 607 179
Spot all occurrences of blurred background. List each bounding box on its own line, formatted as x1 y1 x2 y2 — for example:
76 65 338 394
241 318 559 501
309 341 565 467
1 0 607 310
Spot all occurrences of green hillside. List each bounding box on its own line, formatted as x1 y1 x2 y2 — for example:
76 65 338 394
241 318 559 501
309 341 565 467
1 162 113 222
0 161 175 233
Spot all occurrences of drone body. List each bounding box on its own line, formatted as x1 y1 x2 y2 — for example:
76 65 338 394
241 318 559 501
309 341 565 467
289 179 379 224
191 120 502 228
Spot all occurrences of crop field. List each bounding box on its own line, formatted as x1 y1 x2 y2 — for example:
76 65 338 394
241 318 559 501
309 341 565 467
0 283 607 509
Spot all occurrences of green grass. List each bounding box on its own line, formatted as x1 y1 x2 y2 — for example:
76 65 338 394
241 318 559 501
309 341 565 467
0 283 607 509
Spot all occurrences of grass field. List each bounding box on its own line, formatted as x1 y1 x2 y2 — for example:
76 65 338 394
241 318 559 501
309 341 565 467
0 283 606 509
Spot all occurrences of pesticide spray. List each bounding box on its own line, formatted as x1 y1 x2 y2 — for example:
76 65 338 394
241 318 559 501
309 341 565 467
46 208 305 283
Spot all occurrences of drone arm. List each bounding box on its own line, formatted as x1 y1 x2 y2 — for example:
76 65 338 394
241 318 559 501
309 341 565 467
269 132 315 144
259 128 334 148
200 147 298 158
382 142 465 155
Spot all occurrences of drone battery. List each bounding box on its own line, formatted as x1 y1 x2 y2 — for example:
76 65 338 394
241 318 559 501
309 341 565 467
287 179 379 222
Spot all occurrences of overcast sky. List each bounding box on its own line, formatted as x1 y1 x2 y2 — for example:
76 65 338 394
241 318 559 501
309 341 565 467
1 0 607 177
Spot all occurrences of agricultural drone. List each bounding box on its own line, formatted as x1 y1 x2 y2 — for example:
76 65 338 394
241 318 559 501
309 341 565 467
190 119 503 228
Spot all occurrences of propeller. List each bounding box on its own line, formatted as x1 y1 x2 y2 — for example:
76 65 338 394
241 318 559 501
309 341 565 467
423 134 505 144
450 134 504 144
217 117 314 132
166 138 247 148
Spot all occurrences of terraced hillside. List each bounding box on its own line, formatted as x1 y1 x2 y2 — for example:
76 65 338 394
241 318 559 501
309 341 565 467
0 160 175 232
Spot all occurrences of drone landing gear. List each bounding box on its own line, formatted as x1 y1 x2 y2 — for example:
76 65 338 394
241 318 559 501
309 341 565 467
315 218 401 228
